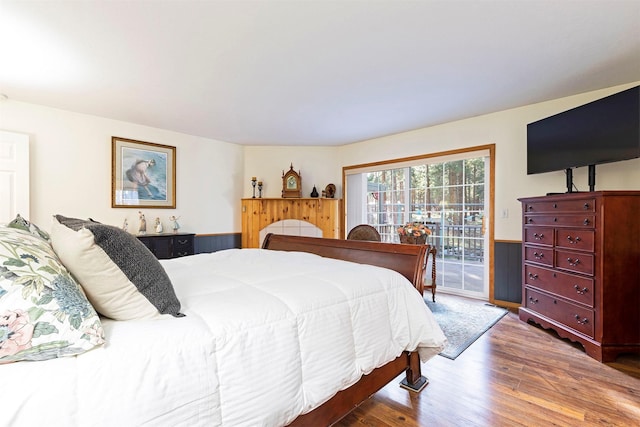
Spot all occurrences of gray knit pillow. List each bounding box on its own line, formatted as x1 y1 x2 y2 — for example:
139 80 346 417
50 215 184 320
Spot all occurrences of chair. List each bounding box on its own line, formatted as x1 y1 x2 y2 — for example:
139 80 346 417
346 224 381 242
423 246 438 302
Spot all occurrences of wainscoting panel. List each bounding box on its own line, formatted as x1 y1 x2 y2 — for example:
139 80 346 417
494 240 522 304
195 233 241 254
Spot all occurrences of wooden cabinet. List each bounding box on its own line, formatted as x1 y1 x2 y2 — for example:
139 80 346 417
137 233 195 259
241 198 341 248
519 192 640 362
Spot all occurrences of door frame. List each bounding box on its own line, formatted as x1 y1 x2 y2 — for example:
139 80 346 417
342 144 496 302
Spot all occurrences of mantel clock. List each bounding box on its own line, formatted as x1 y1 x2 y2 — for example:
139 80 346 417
282 164 302 198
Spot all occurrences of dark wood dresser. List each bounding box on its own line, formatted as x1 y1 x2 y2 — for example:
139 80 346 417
519 191 640 362
137 233 195 259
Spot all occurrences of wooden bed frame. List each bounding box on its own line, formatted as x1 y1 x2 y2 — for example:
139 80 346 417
261 233 429 426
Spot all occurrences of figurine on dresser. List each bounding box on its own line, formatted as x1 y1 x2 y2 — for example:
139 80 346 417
138 211 147 235
169 215 181 233
155 217 163 234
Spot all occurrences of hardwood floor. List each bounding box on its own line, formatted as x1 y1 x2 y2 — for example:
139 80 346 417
335 298 640 427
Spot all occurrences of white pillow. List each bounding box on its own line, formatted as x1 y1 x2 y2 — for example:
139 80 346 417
50 215 184 320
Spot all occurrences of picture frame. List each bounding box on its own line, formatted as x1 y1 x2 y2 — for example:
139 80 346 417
112 137 176 208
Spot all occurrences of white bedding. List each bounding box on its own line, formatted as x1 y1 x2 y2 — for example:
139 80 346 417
2 248 445 427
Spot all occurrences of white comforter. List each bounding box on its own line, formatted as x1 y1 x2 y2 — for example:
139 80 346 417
2 249 445 427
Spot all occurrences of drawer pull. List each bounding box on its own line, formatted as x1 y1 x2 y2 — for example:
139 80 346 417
566 235 581 244
527 205 533 211
553 203 557 208
533 233 544 240
178 239 188 244
177 252 189 256
534 252 545 260
583 202 590 210
528 273 538 280
583 218 590 225
574 314 589 325
553 217 558 222
574 285 588 295
528 296 539 304
527 218 534 223
566 257 580 266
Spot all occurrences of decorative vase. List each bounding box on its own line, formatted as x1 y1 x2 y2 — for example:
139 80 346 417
310 186 319 198
399 234 427 245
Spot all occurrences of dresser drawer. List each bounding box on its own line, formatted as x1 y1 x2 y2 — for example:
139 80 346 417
138 235 173 259
524 246 553 267
137 233 195 259
556 249 594 276
173 235 195 257
524 265 594 307
524 288 594 338
524 214 595 228
524 226 553 246
524 198 596 214
555 229 595 252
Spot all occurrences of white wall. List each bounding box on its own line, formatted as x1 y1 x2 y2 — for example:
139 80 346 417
335 82 640 240
2 82 638 239
242 145 342 199
0 101 244 234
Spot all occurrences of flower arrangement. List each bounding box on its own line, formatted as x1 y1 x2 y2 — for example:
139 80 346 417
397 222 431 244
397 222 431 237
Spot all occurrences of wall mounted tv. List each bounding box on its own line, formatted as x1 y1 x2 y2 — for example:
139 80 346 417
527 85 640 192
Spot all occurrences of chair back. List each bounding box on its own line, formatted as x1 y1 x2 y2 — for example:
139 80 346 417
347 224 381 242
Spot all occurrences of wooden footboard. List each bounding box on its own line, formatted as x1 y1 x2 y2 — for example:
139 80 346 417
261 233 427 293
288 352 425 427
261 234 429 426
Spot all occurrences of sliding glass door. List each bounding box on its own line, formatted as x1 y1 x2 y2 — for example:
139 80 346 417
345 148 490 299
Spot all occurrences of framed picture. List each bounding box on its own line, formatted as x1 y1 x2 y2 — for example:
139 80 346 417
112 137 176 208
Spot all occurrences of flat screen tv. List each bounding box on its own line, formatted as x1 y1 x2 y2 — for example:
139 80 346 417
527 85 640 192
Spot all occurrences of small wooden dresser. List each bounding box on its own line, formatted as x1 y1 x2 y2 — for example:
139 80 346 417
137 233 195 259
519 191 640 362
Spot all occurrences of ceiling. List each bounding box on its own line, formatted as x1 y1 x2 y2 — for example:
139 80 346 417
1 1 639 146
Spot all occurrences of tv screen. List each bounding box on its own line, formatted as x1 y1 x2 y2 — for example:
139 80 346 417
527 85 640 175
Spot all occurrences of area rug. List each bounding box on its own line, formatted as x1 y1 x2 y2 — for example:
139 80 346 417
426 294 508 360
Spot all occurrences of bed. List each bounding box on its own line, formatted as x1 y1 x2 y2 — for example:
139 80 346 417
1 217 446 427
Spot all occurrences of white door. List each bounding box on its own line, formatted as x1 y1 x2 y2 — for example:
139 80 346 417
0 130 29 224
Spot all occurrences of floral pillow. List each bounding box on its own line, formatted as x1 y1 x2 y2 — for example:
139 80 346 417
7 214 50 241
0 226 104 364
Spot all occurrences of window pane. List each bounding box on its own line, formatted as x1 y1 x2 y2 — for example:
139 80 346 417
393 169 405 191
444 186 463 209
464 158 485 184
427 163 443 187
425 187 443 213
444 160 464 186
368 171 380 185
410 165 426 188
410 188 425 204
465 183 484 208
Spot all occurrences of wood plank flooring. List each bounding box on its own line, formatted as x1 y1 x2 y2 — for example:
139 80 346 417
335 297 640 427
